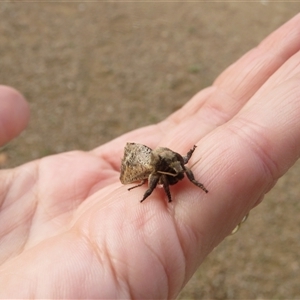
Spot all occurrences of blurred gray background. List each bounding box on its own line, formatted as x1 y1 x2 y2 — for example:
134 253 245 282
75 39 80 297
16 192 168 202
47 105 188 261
1 2 300 299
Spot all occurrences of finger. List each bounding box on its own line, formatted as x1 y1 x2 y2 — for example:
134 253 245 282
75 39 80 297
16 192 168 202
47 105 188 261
0 86 30 146
167 13 300 127
176 57 300 283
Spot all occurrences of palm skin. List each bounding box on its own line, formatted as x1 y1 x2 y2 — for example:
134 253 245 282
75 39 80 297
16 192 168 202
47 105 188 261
1 14 300 298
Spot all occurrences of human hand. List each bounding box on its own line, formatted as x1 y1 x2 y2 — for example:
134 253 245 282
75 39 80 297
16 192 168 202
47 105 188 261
1 14 300 298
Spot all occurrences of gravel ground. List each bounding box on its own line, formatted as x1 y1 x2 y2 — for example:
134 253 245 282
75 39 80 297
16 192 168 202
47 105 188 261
1 2 300 299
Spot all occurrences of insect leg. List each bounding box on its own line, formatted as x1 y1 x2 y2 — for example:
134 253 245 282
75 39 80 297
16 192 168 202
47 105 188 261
160 175 172 202
185 167 208 193
140 175 160 203
183 145 197 164
128 180 146 191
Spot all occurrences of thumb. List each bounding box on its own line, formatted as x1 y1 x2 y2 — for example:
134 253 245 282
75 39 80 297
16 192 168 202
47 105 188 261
0 86 30 146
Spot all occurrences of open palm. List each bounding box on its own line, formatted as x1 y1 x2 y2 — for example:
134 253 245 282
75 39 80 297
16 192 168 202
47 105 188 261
1 15 300 298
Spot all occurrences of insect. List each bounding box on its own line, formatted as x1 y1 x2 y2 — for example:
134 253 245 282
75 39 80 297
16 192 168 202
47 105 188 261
120 142 208 203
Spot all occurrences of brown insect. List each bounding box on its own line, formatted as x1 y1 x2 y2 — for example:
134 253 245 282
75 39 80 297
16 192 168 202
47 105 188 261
120 142 208 203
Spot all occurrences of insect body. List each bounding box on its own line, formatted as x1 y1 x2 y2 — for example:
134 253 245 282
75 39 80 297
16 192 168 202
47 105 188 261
120 142 208 203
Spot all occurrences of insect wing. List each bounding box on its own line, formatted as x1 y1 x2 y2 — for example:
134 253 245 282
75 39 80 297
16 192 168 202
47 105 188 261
120 143 153 184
